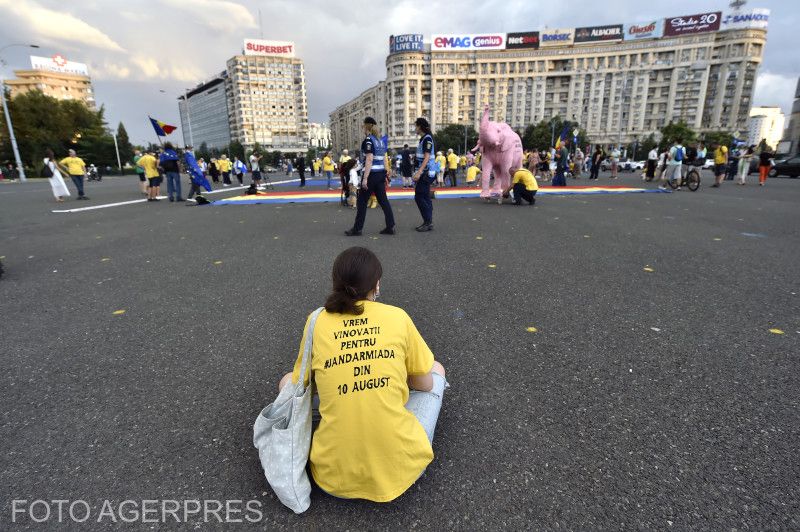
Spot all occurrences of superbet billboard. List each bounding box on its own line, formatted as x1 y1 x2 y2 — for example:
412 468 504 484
243 39 295 57
506 32 539 49
431 33 506 51
664 12 722 36
539 28 575 47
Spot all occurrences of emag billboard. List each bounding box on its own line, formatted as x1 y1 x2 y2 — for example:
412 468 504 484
389 34 424 54
506 32 539 49
574 24 623 44
624 20 664 40
431 33 506 51
664 11 721 36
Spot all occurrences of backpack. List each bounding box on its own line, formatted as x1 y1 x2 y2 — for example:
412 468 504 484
673 146 684 162
40 163 53 178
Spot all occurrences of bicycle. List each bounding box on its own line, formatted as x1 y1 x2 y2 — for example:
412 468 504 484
667 163 701 191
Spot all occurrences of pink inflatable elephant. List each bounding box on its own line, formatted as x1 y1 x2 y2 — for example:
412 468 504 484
472 105 523 200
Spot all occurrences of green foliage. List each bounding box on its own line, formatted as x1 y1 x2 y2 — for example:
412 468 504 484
522 117 589 152
0 90 123 169
433 124 478 154
196 142 209 161
659 121 696 150
639 134 658 158
227 140 245 161
702 130 733 148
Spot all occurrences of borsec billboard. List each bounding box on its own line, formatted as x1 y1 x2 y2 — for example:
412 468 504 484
506 32 539 49
389 34 424 54
574 24 623 44
539 28 574 47
623 20 664 41
664 12 721 36
431 33 506 51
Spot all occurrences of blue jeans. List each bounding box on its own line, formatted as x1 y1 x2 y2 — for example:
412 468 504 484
69 174 85 196
414 175 433 224
165 171 182 199
325 170 333 188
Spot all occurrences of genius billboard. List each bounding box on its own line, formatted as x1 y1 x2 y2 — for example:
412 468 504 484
663 11 722 36
574 24 624 44
389 34 424 54
506 31 540 50
623 20 665 41
430 33 506 51
539 28 575 47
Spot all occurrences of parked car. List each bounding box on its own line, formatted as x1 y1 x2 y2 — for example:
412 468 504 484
621 160 645 172
769 156 800 178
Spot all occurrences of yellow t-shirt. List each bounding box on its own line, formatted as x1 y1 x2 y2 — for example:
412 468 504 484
459 156 466 167
714 146 728 164
217 159 232 172
60 156 85 176
292 301 435 502
466 166 480 183
446 153 458 169
322 156 334 172
435 155 445 171
339 155 351 165
138 154 159 178
512 169 538 191
313 160 320 171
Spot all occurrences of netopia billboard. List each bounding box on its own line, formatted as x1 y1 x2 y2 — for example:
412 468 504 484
430 33 506 51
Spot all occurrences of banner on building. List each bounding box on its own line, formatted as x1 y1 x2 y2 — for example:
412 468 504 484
389 34 424 54
243 39 295 57
430 33 506 51
30 55 89 76
539 28 575 47
720 8 770 30
623 20 664 41
574 24 624 44
663 12 722 36
506 31 540 49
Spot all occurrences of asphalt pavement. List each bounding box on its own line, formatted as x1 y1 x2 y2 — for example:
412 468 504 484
1 169 798 530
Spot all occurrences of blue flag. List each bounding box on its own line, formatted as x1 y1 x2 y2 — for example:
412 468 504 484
184 151 212 192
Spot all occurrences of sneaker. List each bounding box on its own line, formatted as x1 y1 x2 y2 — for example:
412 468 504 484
676 187 681 191
344 228 362 236
658 185 667 190
223 184 230 187
711 183 719 188
415 223 433 232
379 227 395 235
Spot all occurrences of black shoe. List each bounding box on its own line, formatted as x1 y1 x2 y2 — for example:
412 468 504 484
176 197 184 202
168 197 174 202
345 228 362 236
415 223 433 232
379 227 395 235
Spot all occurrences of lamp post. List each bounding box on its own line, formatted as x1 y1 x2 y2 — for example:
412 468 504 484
0 43 40 182
183 88 194 147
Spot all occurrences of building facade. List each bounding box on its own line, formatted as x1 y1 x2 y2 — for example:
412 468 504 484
746 106 784 148
785 78 800 155
308 122 331 149
6 55 95 109
330 8 769 152
178 73 231 151
225 39 308 153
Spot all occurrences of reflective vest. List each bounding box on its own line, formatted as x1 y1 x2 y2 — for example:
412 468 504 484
416 134 436 176
364 134 386 172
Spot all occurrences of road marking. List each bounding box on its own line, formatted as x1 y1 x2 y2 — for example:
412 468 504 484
526 327 538 333
769 328 784 335
50 178 301 213
112 310 126 315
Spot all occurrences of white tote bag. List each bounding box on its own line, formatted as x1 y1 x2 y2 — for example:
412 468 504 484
253 307 323 514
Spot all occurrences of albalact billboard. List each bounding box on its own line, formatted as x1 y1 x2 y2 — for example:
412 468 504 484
574 25 623 44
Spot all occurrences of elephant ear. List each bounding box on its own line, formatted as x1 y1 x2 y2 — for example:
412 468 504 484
497 128 509 152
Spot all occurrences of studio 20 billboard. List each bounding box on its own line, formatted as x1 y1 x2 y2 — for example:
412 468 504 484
389 34 424 54
574 24 623 44
506 32 539 49
664 11 721 36
243 39 295 57
539 28 574 47
624 20 664 41
431 33 506 51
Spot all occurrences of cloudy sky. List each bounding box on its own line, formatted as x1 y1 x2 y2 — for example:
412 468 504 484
0 0 796 145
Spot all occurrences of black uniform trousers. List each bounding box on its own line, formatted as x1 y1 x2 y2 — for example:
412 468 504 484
354 171 394 231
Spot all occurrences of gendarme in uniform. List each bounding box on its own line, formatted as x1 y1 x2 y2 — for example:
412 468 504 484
346 117 395 236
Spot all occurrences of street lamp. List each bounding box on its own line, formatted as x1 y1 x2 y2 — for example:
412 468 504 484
0 43 39 182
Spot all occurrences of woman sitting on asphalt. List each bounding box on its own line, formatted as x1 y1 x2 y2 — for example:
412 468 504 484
278 246 447 502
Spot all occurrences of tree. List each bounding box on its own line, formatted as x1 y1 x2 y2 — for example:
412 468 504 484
640 134 658 157
197 142 209 161
659 121 696 150
116 122 134 165
522 117 589 152
702 130 733 148
433 124 478 154
227 140 245 160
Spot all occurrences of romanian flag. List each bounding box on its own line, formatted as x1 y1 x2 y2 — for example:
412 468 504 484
554 124 570 150
149 116 177 136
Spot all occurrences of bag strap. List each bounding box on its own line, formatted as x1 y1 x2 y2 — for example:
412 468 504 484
297 307 324 388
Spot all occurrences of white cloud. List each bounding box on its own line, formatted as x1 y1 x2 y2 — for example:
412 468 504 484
160 0 257 32
753 71 796 116
0 0 125 52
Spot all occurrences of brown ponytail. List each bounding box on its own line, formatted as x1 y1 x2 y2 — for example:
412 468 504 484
324 247 382 315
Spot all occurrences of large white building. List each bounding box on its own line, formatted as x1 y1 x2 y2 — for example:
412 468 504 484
178 72 231 151
308 122 331 149
330 7 770 152
747 106 785 149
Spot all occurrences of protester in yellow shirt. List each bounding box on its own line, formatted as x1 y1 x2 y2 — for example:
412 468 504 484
503 166 538 205
138 152 161 201
434 151 446 186
712 143 729 187
445 149 458 187
58 149 89 200
466 165 481 184
322 152 335 189
279 247 447 502
216 154 233 186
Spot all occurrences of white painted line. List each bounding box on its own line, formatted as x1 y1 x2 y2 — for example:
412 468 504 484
51 177 301 213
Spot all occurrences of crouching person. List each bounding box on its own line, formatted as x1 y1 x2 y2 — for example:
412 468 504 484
278 246 447 502
503 166 538 205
